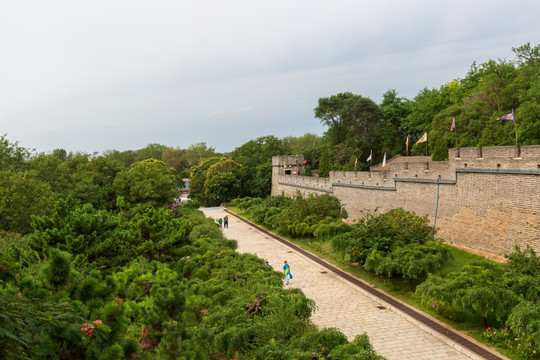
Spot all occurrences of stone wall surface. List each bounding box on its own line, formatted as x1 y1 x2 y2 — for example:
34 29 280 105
272 146 540 259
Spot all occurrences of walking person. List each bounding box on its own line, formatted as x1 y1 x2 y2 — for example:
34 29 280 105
283 261 292 285
223 215 228 228
218 218 223 228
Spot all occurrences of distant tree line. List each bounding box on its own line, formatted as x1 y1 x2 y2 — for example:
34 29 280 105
314 42 540 168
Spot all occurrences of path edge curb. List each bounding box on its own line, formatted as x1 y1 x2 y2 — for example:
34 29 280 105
223 208 509 360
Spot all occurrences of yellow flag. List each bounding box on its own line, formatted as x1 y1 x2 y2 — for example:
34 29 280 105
416 132 427 144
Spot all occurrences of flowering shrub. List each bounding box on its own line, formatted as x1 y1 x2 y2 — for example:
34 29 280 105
482 327 538 359
80 319 104 338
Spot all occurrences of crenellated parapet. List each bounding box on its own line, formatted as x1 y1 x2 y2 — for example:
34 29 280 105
271 146 540 259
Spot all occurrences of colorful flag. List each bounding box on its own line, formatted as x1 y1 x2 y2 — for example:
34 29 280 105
354 157 358 169
366 149 372 162
416 132 427 144
382 153 386 167
450 118 456 132
497 110 514 121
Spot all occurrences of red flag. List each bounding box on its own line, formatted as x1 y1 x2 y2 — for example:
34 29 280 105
450 117 456 131
354 157 358 169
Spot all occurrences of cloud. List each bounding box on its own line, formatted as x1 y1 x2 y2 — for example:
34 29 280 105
1 0 539 153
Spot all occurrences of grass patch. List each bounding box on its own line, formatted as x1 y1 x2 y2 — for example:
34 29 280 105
435 245 484 276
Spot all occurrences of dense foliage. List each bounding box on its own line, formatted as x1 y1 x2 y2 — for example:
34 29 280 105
417 246 540 357
1 205 385 359
235 199 448 293
314 43 540 170
232 193 347 239
322 208 450 292
0 137 385 359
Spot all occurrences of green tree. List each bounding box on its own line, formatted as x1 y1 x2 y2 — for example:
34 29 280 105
511 43 540 145
231 135 287 197
417 261 519 328
0 294 83 360
28 153 68 193
118 206 192 260
205 171 241 205
103 149 137 167
315 93 381 149
183 142 217 169
114 159 180 207
478 116 514 146
189 157 221 205
379 89 412 156
69 156 125 209
429 105 462 160
41 248 73 290
0 134 31 172
30 202 122 267
318 145 330 178
332 208 434 264
161 146 187 174
0 170 56 234
364 242 450 291
135 143 168 162
204 158 242 205
506 300 540 353
476 59 517 112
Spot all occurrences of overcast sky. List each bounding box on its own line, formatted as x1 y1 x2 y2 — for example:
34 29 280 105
1 1 539 154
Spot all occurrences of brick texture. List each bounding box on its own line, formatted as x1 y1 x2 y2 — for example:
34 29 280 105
272 146 540 259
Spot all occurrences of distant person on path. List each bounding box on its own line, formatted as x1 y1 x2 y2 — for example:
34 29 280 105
265 261 271 268
283 261 292 285
218 218 223 228
223 215 228 228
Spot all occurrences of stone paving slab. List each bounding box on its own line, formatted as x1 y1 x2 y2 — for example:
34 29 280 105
202 208 507 360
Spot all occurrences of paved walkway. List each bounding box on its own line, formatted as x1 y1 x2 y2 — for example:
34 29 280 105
202 208 507 360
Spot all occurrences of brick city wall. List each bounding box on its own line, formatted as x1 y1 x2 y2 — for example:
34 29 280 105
271 146 540 259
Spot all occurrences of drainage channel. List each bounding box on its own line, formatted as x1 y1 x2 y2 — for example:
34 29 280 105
224 209 504 360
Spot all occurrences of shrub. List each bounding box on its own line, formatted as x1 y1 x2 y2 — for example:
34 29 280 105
41 248 73 290
314 221 351 241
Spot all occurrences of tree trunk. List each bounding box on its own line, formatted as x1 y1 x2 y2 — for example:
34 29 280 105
408 277 413 292
482 315 488 329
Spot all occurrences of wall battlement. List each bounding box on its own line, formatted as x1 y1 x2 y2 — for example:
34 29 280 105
272 146 540 259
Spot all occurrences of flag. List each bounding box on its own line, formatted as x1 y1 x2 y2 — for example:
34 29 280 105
405 135 409 152
416 132 427 144
497 110 514 121
382 153 386 167
450 118 456 132
354 157 358 169
366 149 372 162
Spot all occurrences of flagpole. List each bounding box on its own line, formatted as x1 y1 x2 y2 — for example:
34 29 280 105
513 110 519 147
454 126 458 148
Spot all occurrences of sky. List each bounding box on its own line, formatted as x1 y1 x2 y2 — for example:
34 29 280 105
1 1 539 154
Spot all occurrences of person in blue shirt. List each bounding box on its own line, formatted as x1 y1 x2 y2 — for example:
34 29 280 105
283 261 292 285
